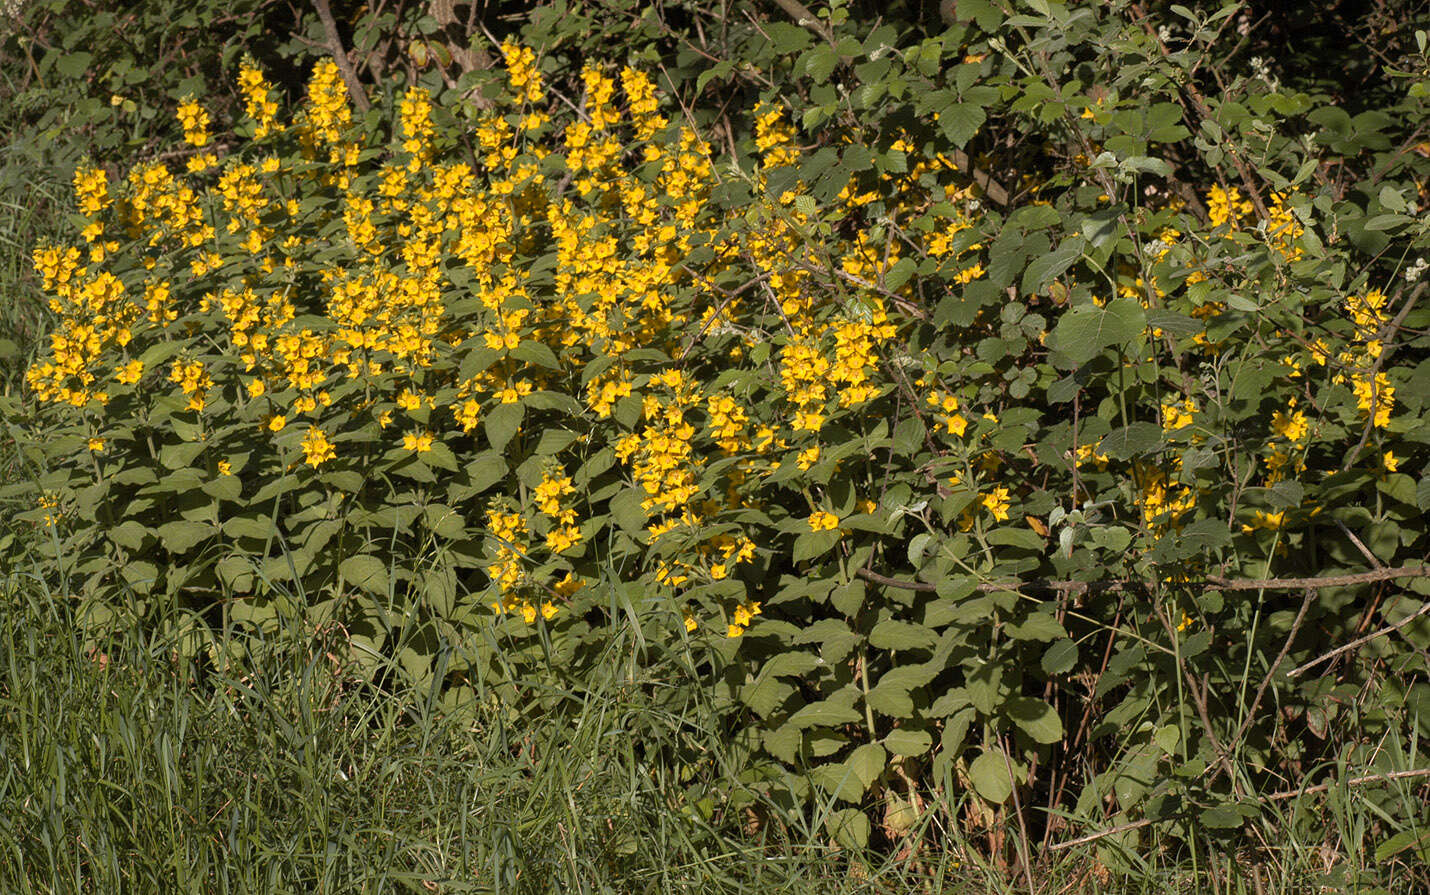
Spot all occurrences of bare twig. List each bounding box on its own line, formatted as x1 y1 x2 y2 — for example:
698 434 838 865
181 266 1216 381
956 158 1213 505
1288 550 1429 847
854 563 1430 595
1288 598 1430 678
312 0 371 113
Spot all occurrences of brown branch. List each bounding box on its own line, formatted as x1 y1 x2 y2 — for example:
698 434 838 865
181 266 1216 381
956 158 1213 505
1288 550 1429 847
1051 768 1430 851
312 0 371 113
855 564 1430 595
1288 598 1430 678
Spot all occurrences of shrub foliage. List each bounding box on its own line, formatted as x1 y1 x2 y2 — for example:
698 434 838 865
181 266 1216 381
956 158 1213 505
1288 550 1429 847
7 0 1430 865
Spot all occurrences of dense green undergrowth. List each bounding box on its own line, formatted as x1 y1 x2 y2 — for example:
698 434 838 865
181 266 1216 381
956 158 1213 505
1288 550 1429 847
3 0 1430 890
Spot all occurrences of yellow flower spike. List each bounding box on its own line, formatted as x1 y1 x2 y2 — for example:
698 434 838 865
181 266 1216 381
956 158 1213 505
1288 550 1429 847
301 425 336 468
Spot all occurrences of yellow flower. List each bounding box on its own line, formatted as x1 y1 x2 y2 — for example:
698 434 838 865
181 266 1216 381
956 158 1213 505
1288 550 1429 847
1270 408 1308 443
808 510 840 532
268 415 286 432
1241 509 1285 532
1382 451 1399 473
796 445 820 470
301 426 336 468
217 460 233 476
982 486 1012 522
87 437 105 453
403 429 434 452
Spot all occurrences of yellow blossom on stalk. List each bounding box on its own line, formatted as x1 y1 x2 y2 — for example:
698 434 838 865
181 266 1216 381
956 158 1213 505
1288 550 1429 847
72 165 110 216
1270 407 1308 442
115 359 144 385
218 460 233 476
1352 373 1394 428
982 486 1012 522
237 58 280 137
176 95 210 147
403 429 434 453
1161 398 1197 432
1382 451 1399 473
268 415 286 432
500 41 544 105
87 437 104 453
301 426 336 468
1242 509 1285 533
808 510 840 532
796 445 820 470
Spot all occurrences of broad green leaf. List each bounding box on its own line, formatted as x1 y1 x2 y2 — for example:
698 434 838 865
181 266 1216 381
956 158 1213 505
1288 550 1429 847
158 520 215 554
1003 697 1063 744
1021 235 1084 296
869 619 937 651
1006 611 1066 641
1041 638 1078 675
484 402 524 451
789 698 863 729
826 808 870 849
939 102 986 148
969 748 1014 803
885 727 933 756
340 554 390 595
1048 298 1147 366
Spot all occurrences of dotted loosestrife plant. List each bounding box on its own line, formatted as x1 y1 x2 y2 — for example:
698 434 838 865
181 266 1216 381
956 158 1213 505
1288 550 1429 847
14 31 1430 848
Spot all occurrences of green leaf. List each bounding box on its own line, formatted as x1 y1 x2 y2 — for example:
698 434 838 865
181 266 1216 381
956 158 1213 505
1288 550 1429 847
1003 697 1063 744
789 698 863 729
803 45 839 84
869 619 937 651
1006 611 1066 641
1199 804 1245 829
340 554 390 595
56 52 93 78
968 748 1014 803
222 514 273 541
1048 298 1147 366
106 521 149 551
885 727 933 756
846 743 887 790
202 474 242 501
1041 638 1078 675
157 520 215 554
939 102 986 148
484 402 524 451
793 530 842 562
825 809 870 849
609 486 647 534
1021 235 1084 296
1099 421 1163 458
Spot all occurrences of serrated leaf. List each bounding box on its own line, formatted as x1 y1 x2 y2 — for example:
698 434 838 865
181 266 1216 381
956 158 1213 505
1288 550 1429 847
939 102 986 148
